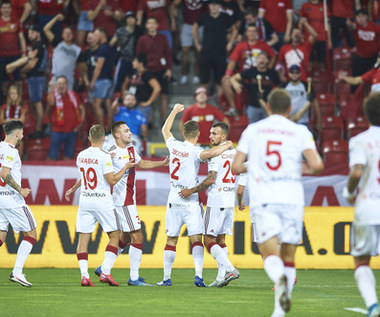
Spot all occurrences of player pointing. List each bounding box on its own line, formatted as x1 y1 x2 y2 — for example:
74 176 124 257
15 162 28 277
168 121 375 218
157 103 234 287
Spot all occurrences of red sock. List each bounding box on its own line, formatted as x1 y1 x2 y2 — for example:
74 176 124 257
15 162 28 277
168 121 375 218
164 244 176 252
130 243 143 250
119 240 127 249
106 245 118 255
23 236 35 245
77 252 88 261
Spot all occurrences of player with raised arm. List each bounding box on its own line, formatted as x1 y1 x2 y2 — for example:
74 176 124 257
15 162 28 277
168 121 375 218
93 121 169 286
0 120 36 287
232 88 324 316
66 124 136 287
157 103 234 287
179 122 239 287
343 93 380 317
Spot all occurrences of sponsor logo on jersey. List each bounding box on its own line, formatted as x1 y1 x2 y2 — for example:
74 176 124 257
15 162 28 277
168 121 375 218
106 162 112 167
82 192 106 197
0 191 15 196
121 155 130 160
223 187 235 192
6 155 13 162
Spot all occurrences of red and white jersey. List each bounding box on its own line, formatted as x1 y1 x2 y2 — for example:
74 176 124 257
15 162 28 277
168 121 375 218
0 141 25 208
237 115 316 207
349 126 380 225
166 137 203 204
207 147 237 208
108 143 141 207
76 147 114 210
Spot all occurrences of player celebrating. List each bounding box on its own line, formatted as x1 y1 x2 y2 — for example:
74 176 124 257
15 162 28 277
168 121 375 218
94 121 169 286
66 124 136 287
157 103 234 287
179 122 239 287
232 89 323 316
343 93 380 317
0 120 36 287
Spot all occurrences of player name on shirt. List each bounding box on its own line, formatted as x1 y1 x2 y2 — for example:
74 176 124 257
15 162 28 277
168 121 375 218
257 127 295 136
172 148 189 158
77 157 99 165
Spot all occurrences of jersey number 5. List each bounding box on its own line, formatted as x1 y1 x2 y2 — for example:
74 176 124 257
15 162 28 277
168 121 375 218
80 167 98 190
171 158 180 180
266 140 282 171
0 163 6 187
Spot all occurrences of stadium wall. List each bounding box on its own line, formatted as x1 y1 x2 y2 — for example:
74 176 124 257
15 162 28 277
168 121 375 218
1 206 377 270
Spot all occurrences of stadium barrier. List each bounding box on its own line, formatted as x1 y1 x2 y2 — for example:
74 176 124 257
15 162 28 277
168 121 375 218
1 205 379 269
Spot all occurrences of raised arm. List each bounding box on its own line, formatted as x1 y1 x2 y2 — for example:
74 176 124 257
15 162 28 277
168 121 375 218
44 14 64 43
88 0 106 21
199 141 234 161
137 156 169 169
161 103 184 141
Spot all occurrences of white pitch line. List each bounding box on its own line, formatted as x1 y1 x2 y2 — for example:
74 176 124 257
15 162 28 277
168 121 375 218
344 307 367 315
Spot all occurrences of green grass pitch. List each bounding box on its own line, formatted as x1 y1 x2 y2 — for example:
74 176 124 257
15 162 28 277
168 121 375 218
0 268 376 316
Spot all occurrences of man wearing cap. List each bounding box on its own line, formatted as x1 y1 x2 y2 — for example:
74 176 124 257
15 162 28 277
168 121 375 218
180 87 229 146
285 64 321 132
110 11 143 94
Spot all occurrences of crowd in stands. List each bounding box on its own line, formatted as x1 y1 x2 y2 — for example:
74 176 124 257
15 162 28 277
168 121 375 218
0 0 378 167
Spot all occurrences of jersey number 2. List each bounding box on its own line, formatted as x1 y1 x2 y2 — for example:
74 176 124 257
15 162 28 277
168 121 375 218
171 158 180 180
222 160 236 183
80 167 98 190
266 140 282 171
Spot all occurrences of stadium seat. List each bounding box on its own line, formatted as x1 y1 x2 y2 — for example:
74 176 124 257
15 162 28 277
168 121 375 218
317 93 336 108
226 115 249 142
332 48 352 72
334 74 351 98
25 137 50 161
322 140 348 166
346 116 369 139
320 116 344 145
312 71 333 94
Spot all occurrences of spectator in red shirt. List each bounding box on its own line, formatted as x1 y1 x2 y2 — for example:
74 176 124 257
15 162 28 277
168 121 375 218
136 16 172 125
93 0 124 38
180 87 229 146
222 24 276 115
0 1 26 98
47 76 85 160
347 9 380 81
36 0 68 41
258 0 293 48
276 24 317 83
299 0 332 71
10 0 32 24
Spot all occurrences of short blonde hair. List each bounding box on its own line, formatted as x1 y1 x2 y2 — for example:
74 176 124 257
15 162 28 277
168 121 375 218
89 124 105 142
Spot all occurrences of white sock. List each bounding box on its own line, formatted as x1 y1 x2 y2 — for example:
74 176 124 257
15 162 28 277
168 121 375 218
355 265 378 308
209 243 234 272
102 245 118 275
77 253 89 278
216 244 228 280
284 263 296 295
164 245 176 280
129 243 142 281
192 242 204 278
263 255 284 283
13 237 35 275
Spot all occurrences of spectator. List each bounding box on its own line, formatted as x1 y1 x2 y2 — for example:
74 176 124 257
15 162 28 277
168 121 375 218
179 87 229 146
120 0 138 13
347 9 380 87
230 51 280 123
171 0 206 85
222 24 276 115
136 17 172 125
93 0 124 38
137 0 174 48
111 93 148 155
238 7 279 47
258 0 293 48
330 0 360 48
44 14 82 90
47 76 85 160
110 11 143 94
285 64 321 131
221 0 244 31
121 53 161 125
10 0 32 24
90 27 117 131
36 0 68 41
277 24 317 83
193 0 237 99
299 0 331 71
0 0 26 97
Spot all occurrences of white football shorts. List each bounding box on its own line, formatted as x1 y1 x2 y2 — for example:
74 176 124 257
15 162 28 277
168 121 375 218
252 204 304 245
115 205 141 232
204 206 234 237
76 207 119 233
0 205 37 234
351 223 380 257
165 202 205 237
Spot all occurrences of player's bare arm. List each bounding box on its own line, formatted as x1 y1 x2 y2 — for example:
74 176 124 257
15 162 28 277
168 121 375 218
1 166 31 198
232 151 247 174
302 148 324 175
236 184 246 211
105 161 137 186
179 171 217 199
199 141 234 161
162 103 184 141
65 179 81 201
343 164 364 204
137 156 169 169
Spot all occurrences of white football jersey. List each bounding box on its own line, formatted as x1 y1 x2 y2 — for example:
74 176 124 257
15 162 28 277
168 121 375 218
237 115 316 207
349 126 380 225
108 143 141 207
238 172 248 187
206 147 237 208
0 141 25 208
76 147 115 210
166 137 203 204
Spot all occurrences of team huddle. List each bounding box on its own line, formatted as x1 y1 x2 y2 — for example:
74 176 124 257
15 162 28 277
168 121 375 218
1 89 380 317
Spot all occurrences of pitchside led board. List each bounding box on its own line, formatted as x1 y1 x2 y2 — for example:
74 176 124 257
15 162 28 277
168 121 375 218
1 206 379 269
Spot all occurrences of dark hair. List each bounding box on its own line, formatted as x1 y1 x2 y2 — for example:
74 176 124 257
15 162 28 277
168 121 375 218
246 23 257 30
245 6 258 17
363 93 380 126
212 122 229 136
134 53 147 67
111 121 127 137
3 120 23 136
1 0 11 7
146 16 158 23
268 88 291 114
183 120 199 139
95 27 107 37
89 124 105 141
56 75 68 83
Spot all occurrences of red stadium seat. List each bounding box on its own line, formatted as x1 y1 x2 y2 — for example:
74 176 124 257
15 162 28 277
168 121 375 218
312 71 333 94
346 116 369 139
322 140 348 166
25 137 50 161
332 48 352 72
320 116 344 145
317 93 336 108
227 115 249 142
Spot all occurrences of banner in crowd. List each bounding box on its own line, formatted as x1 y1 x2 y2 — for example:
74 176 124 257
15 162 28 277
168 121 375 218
21 163 350 206
1 206 378 269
